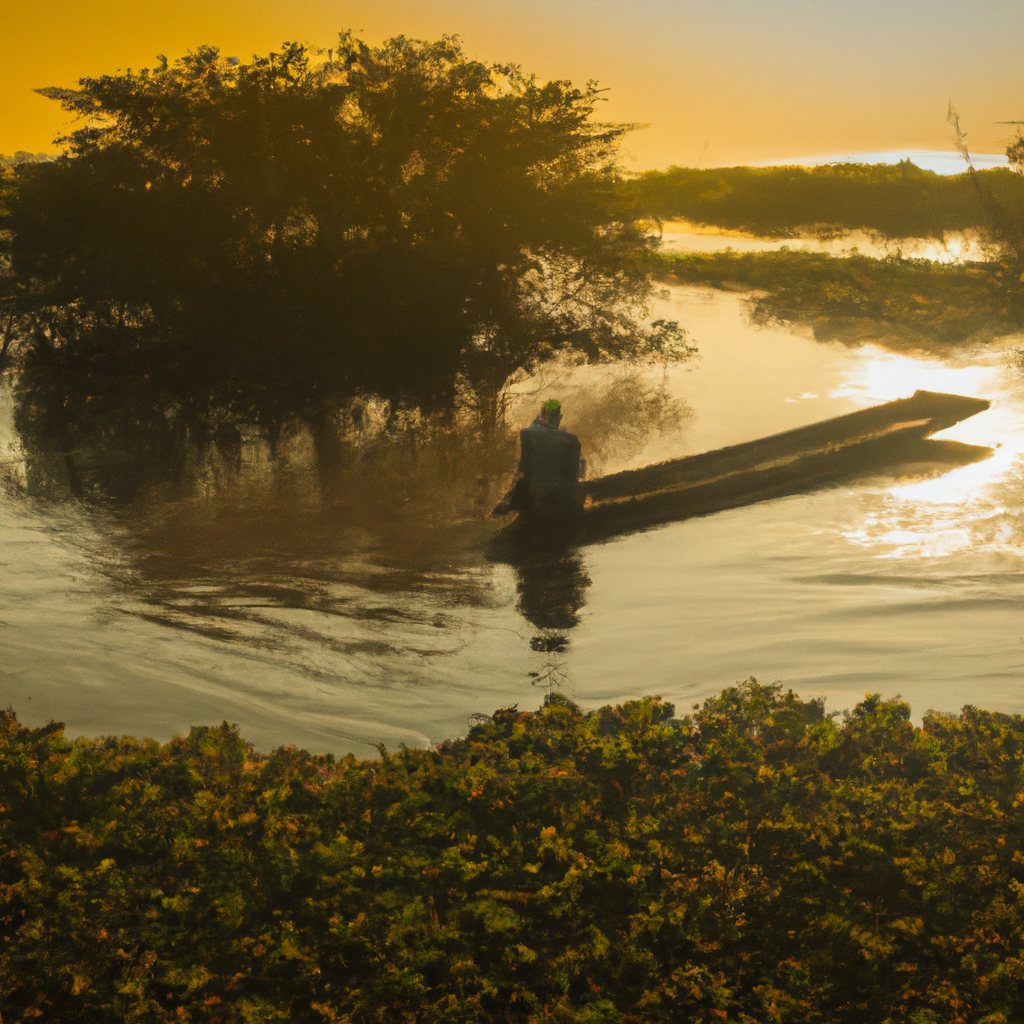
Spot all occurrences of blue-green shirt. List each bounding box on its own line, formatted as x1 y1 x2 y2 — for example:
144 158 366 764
518 419 582 500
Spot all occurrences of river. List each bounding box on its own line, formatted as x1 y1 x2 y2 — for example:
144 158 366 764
3 280 1024 756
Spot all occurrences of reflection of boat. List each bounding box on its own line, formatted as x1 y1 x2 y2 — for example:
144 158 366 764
492 390 992 552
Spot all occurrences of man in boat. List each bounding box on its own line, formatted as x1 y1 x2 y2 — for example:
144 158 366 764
493 399 584 519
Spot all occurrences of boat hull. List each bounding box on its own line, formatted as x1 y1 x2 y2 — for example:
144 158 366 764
490 390 993 554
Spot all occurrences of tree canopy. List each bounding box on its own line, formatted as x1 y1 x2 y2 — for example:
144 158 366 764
1 35 684 496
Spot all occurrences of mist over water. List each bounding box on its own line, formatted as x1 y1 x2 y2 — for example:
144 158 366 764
4 284 1024 755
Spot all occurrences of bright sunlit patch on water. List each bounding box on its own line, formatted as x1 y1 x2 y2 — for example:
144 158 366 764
847 443 1024 560
831 345 1010 410
907 235 992 264
889 444 1022 503
830 341 1024 560
844 490 1024 560
658 224 994 264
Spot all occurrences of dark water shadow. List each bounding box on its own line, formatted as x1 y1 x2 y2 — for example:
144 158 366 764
513 547 591 635
80 478 509 663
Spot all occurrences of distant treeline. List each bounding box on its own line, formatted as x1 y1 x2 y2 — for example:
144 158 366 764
624 162 1024 239
6 681 1024 1022
0 152 59 169
661 249 1024 350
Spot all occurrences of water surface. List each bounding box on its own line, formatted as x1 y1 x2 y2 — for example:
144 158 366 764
3 285 1024 754
659 221 995 263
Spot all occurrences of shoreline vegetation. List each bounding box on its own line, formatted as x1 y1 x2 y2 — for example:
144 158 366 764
658 249 1024 353
625 162 1024 240
638 159 1024 357
6 681 1024 1022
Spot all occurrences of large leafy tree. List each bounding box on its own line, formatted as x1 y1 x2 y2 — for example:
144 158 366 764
4 35 682 494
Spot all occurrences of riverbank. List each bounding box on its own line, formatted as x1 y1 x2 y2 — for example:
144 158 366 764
626 161 1024 239
5 680 1024 1021
660 249 1024 353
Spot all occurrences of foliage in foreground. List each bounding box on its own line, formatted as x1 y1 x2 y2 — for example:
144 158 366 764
661 248 1024 352
623 161 1024 241
5 683 1024 1022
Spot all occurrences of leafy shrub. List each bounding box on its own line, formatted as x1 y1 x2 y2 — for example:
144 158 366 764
4 682 1024 1022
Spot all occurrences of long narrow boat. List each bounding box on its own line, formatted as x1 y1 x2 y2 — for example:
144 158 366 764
491 390 993 553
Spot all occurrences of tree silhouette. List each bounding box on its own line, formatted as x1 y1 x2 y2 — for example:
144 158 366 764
3 35 683 495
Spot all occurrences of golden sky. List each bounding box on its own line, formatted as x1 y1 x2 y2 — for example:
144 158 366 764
3 0 1022 169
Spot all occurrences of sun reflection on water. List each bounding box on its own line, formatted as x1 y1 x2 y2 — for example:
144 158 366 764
844 494 1024 560
831 344 1011 410
831 342 1024 560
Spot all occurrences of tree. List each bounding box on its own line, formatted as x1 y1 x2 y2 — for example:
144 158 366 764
4 35 685 495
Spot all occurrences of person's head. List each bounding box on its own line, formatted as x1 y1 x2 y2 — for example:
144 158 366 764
540 398 562 427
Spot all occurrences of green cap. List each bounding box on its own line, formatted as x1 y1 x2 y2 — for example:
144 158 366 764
543 399 561 412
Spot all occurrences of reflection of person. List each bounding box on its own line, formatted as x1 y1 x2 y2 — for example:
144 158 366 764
494 399 584 518
514 548 591 632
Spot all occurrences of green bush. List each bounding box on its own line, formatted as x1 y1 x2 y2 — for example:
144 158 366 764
4 682 1024 1022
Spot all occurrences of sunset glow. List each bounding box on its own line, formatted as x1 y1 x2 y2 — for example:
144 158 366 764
3 0 1022 169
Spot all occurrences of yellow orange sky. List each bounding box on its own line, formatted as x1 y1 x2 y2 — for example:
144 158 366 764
3 0 1022 169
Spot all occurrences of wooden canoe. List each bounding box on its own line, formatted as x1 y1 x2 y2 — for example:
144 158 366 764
491 390 993 552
